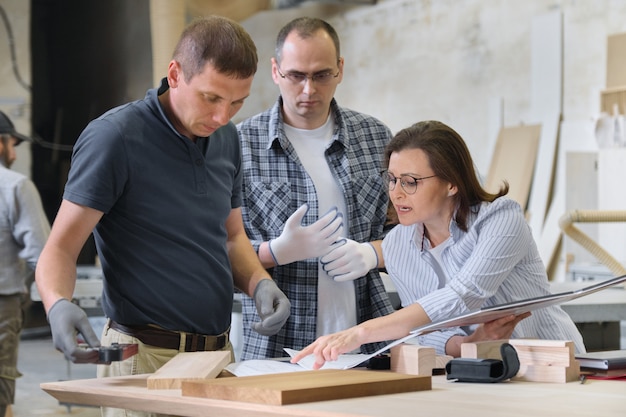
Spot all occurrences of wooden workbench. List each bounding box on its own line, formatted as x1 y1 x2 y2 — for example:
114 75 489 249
41 373 626 417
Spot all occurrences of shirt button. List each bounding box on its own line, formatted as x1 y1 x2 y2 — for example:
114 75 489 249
195 159 203 166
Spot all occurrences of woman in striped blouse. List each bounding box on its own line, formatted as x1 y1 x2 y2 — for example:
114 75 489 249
293 120 585 369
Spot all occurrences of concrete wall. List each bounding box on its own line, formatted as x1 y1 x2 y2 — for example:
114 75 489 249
2 0 626 180
238 0 626 174
0 0 31 176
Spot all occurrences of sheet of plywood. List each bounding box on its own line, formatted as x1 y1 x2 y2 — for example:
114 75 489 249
181 369 431 405
147 351 230 389
607 32 626 89
485 124 541 209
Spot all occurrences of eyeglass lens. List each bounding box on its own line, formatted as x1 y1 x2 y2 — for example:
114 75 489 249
383 172 418 194
279 68 338 85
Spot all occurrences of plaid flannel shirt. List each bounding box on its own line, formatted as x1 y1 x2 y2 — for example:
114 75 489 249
237 97 395 359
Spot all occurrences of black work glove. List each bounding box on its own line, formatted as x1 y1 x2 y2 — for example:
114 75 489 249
47 298 101 363
252 279 291 336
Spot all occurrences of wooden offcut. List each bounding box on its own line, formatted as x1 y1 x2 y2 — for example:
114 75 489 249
146 351 231 389
460 339 580 383
181 369 431 405
390 344 435 375
515 363 580 383
460 339 509 360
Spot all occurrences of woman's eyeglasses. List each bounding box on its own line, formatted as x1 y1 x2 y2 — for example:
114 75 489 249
382 170 436 195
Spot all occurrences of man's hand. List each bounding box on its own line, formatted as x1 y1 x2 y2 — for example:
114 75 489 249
252 279 291 336
47 298 101 363
269 204 343 265
320 239 378 281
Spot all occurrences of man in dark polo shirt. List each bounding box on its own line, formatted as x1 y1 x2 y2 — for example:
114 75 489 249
35 16 290 417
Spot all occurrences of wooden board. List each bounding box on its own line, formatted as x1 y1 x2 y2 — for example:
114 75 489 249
39 374 626 417
484 124 541 209
147 351 231 389
606 32 626 89
181 369 431 405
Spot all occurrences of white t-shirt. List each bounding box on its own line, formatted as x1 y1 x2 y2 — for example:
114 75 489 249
284 116 357 339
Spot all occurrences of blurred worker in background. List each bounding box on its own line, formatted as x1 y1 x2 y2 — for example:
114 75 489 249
0 111 50 417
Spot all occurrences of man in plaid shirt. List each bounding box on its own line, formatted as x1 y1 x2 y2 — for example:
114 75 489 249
237 17 395 360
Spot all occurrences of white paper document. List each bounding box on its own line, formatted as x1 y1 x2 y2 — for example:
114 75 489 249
229 275 626 376
225 359 305 377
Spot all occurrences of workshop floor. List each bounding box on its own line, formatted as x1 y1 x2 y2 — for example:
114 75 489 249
14 335 100 417
12 302 101 417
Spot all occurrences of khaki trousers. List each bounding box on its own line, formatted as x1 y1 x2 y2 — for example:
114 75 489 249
97 321 233 417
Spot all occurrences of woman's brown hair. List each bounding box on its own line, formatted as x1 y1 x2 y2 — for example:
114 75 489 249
384 120 508 231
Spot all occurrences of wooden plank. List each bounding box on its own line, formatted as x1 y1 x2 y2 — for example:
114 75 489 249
485 125 541 210
147 351 231 389
181 369 431 405
606 32 626 89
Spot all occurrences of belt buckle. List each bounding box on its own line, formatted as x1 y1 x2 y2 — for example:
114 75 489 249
183 333 201 352
183 332 226 352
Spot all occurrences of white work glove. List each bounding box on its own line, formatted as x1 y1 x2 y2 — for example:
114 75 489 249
252 279 291 336
47 298 101 363
268 204 343 266
320 238 379 282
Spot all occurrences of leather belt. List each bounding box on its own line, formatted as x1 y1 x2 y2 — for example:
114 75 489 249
109 320 228 352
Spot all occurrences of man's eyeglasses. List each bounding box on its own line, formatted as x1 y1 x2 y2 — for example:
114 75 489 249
276 65 340 85
382 170 437 195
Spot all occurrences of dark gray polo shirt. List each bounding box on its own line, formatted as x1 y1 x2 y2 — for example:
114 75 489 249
64 80 241 335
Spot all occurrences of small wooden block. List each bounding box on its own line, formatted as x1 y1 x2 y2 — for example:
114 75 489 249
147 351 230 389
181 369 431 405
461 339 509 360
390 343 435 375
514 362 580 383
509 341 574 367
461 339 578 382
508 339 578 382
435 354 453 370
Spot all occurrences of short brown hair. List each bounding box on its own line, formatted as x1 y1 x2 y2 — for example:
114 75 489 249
173 16 258 81
275 17 340 65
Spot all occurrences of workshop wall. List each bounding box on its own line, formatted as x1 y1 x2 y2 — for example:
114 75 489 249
1 0 626 182
238 0 626 174
0 0 31 176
